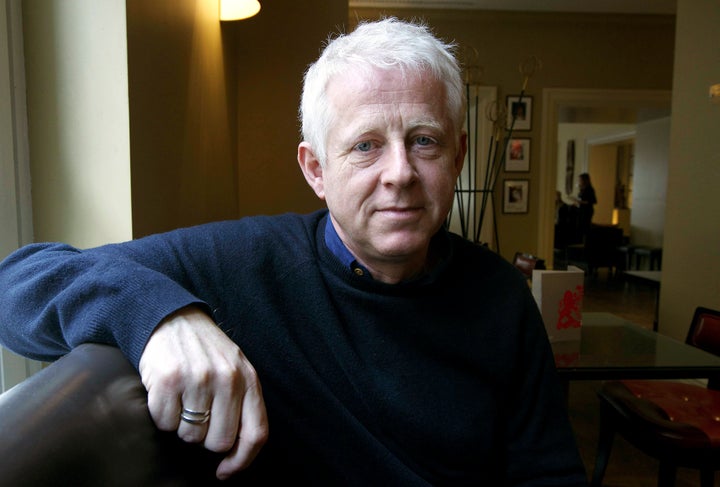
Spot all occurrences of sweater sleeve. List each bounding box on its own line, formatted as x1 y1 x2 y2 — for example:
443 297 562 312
0 238 210 367
0 213 319 369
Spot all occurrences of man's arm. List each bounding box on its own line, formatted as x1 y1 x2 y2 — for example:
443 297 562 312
0 235 269 479
0 242 178 361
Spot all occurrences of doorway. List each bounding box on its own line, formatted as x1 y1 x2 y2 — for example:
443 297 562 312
538 88 672 267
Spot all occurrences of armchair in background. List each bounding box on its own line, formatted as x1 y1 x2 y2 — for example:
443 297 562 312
592 307 720 487
512 252 546 279
560 224 624 276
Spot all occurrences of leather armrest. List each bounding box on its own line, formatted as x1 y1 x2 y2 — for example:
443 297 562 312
0 343 223 486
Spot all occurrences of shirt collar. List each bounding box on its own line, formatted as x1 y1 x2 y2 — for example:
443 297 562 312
324 217 372 279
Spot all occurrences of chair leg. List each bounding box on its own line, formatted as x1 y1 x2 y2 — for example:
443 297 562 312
700 469 714 487
590 416 615 486
657 463 676 487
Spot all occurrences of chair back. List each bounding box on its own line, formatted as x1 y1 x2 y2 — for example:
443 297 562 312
512 252 545 279
686 307 720 356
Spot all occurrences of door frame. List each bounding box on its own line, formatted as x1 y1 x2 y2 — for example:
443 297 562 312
537 88 672 266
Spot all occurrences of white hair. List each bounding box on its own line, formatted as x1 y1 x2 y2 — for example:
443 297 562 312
300 17 466 166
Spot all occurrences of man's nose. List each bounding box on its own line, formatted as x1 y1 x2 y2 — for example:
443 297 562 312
381 143 417 187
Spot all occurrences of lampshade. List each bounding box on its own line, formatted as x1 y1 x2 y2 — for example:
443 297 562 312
220 0 261 21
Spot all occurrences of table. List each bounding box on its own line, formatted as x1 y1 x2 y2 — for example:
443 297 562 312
552 312 720 383
623 270 661 331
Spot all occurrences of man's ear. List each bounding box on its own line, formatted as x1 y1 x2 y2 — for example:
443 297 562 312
297 142 325 200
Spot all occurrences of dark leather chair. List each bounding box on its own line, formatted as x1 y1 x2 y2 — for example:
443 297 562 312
583 224 624 276
591 307 720 487
0 343 224 486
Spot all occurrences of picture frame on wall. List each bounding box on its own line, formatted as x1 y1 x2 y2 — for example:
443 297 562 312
506 95 532 131
503 179 529 214
505 138 531 172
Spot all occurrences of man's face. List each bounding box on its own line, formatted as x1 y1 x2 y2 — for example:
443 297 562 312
298 67 466 282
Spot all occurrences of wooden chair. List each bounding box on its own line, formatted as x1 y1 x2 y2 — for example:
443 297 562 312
591 307 720 487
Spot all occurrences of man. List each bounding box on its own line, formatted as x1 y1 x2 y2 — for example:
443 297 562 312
0 18 587 485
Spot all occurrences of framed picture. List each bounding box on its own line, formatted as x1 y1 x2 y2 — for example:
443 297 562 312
506 95 533 131
503 179 529 214
505 138 531 172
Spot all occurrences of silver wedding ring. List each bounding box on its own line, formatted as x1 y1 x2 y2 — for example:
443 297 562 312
180 407 210 425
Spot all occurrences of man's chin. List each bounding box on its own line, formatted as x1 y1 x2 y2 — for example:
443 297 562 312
371 235 430 260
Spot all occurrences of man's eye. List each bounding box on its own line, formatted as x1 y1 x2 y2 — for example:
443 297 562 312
354 141 373 152
416 136 435 146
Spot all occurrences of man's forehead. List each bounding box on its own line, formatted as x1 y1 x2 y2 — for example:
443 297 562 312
330 65 438 89
327 67 444 106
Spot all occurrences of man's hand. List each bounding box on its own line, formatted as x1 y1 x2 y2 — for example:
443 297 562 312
138 306 268 480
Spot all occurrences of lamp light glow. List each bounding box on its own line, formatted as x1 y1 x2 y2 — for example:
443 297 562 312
220 0 260 21
710 84 720 104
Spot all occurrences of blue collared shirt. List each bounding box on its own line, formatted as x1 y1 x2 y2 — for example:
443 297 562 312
324 217 372 279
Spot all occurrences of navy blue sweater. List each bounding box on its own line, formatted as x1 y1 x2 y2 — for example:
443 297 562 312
0 210 586 485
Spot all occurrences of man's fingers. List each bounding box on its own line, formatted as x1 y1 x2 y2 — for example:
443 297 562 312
203 385 242 453
145 387 180 431
215 380 269 480
143 366 185 432
177 403 213 444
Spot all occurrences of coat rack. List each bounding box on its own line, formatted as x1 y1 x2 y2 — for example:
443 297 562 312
448 54 541 255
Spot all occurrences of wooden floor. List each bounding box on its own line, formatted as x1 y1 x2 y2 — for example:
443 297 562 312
569 269 711 486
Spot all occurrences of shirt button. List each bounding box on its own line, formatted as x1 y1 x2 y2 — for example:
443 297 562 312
353 267 364 276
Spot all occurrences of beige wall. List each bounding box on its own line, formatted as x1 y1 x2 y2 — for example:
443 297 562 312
23 0 347 241
22 0 132 247
351 8 675 260
587 145 617 225
126 0 346 237
660 0 720 340
229 0 346 218
632 116 670 248
126 0 238 237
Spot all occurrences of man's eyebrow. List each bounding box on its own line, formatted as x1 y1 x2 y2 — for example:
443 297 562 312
339 118 445 139
339 126 377 144
407 118 444 131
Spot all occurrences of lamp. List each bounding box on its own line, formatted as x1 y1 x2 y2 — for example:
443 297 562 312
219 0 260 21
710 83 720 104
